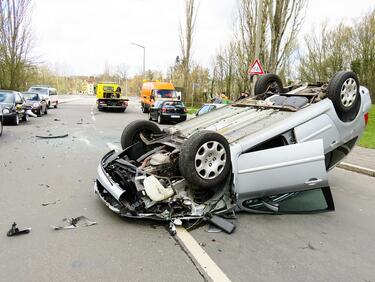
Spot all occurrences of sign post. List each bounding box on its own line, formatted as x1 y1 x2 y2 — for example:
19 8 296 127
248 59 265 96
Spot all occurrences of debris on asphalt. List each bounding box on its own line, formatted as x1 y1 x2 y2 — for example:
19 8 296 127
207 224 222 233
51 216 97 230
36 133 69 139
7 222 31 237
41 200 60 206
53 118 61 121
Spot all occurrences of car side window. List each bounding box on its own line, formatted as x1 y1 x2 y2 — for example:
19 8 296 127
198 105 210 115
15 93 22 104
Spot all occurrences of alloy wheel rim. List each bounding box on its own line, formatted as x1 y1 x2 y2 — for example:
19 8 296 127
195 141 226 179
340 78 357 108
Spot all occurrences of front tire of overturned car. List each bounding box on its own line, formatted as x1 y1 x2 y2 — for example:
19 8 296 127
120 120 162 149
254 73 284 96
12 114 20 125
327 71 361 122
179 130 231 189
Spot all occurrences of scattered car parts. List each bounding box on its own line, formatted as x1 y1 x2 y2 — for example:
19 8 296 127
51 216 96 230
7 222 31 237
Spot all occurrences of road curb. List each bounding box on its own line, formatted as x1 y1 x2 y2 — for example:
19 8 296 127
337 162 375 177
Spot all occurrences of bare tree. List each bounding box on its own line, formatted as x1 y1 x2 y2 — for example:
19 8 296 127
0 0 33 90
179 0 198 101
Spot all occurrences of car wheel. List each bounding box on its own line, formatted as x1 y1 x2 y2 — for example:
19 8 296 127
47 102 51 109
22 114 29 122
120 120 162 149
148 112 153 121
12 114 20 125
157 114 163 124
254 73 284 96
54 102 58 108
327 71 361 122
0 117 3 136
179 130 231 189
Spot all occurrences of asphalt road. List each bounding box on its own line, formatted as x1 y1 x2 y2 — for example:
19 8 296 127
1 96 374 282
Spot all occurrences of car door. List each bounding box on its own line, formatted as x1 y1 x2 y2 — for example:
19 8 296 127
236 139 328 200
150 101 160 120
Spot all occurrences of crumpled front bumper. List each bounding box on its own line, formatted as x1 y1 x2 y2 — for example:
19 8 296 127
94 150 126 214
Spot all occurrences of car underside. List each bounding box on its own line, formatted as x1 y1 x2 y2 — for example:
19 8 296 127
95 71 372 233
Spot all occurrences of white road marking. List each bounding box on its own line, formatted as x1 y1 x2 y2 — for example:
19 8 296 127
106 142 121 152
176 227 231 282
90 111 96 121
78 137 92 146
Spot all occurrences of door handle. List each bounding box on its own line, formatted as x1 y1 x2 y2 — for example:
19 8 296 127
305 178 323 185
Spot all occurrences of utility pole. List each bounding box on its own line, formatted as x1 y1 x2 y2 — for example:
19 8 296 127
252 0 263 95
131 42 146 76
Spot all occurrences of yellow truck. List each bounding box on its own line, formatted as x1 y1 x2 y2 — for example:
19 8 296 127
140 81 180 113
95 82 128 112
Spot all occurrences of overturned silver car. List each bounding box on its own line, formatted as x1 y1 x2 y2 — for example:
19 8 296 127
95 71 372 232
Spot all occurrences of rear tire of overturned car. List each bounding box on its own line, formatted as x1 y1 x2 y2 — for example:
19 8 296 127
179 130 231 189
120 120 162 149
254 73 284 96
327 71 361 122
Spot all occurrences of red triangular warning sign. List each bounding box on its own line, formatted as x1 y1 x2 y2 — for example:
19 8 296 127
248 59 264 75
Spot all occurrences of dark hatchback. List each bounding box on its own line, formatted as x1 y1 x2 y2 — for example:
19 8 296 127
0 90 28 125
149 100 187 124
22 92 48 116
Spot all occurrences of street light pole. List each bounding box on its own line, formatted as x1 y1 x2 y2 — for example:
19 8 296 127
252 0 263 95
131 42 146 76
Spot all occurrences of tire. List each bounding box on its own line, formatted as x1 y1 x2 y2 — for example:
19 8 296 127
254 73 284 96
157 114 163 124
148 112 153 121
47 102 51 109
12 114 20 126
179 130 231 189
120 120 162 149
327 71 361 122
54 102 58 108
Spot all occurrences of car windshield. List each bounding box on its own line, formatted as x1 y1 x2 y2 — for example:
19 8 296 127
23 93 40 101
155 89 178 98
163 101 184 107
198 105 213 115
0 92 14 103
29 87 49 95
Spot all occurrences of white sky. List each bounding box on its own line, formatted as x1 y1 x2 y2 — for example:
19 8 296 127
31 0 375 76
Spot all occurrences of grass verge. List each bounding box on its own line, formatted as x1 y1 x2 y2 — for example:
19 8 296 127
359 104 375 149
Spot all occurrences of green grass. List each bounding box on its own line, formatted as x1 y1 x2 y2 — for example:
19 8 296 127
187 107 200 115
359 105 375 149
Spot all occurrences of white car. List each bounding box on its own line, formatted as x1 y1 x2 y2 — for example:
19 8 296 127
28 86 59 109
95 71 371 233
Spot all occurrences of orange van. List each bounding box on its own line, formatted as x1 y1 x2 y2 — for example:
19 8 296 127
140 81 180 113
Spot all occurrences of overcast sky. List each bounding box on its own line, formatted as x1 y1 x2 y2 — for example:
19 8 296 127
31 0 375 76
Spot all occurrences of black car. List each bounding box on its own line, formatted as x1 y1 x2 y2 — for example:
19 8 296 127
22 92 48 117
0 90 29 125
148 100 187 124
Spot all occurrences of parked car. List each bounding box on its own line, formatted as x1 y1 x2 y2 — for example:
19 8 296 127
196 103 226 116
28 86 59 109
22 92 48 117
95 71 371 232
148 100 187 124
0 90 30 125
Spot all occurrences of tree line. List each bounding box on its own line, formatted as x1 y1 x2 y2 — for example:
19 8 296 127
0 0 374 104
